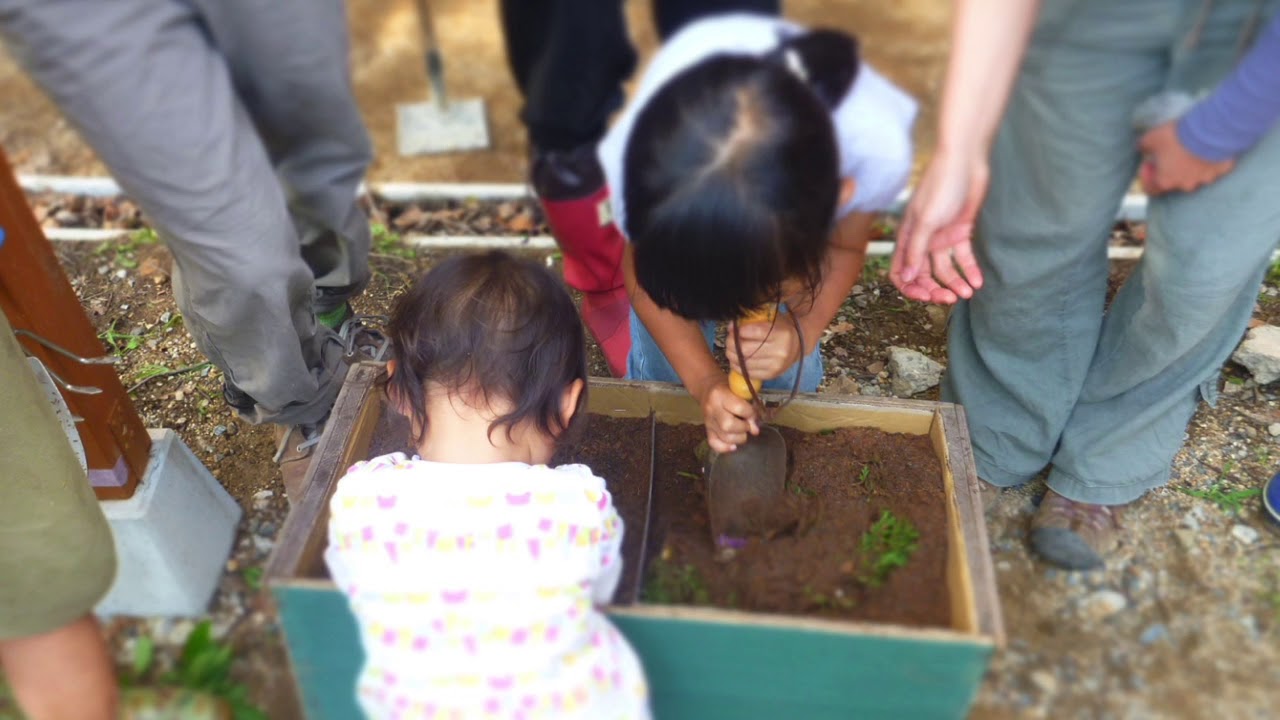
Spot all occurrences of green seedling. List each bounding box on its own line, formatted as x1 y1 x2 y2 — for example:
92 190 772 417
818 428 837 436
97 226 160 269
100 321 146 357
132 364 173 384
643 559 710 606
675 471 700 481
857 465 875 493
858 510 920 588
161 621 267 720
1178 484 1261 515
242 566 264 591
1267 256 1280 286
1226 376 1246 386
789 481 816 497
862 255 890 283
119 622 266 720
371 223 416 259
803 584 856 610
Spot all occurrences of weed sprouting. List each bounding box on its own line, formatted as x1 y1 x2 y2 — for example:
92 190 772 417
371 222 416 259
643 556 710 606
1179 484 1261 514
858 510 920 588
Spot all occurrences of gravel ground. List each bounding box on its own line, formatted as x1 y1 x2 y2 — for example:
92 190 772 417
4 193 1278 719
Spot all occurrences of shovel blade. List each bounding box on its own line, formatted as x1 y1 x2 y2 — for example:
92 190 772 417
706 426 788 544
396 98 491 155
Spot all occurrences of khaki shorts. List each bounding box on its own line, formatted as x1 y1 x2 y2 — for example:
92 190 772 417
0 311 116 640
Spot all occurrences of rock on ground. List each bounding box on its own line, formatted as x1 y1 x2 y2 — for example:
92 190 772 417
888 346 945 397
1232 325 1280 384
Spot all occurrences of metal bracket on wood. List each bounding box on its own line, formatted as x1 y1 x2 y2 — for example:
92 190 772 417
13 328 118 364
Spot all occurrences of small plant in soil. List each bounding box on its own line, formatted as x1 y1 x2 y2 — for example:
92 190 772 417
644 552 711 606
1179 484 1261 515
789 481 816 497
371 222 416 259
802 584 856 611
121 621 267 720
858 510 920 588
100 319 146 357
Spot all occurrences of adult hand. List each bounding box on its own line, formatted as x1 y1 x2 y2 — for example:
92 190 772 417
892 149 989 305
1138 121 1235 195
696 378 759 454
725 316 801 383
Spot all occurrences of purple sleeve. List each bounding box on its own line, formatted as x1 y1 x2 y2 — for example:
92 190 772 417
1177 11 1280 161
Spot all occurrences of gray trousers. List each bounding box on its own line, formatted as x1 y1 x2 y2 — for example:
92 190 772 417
944 0 1280 505
0 0 373 426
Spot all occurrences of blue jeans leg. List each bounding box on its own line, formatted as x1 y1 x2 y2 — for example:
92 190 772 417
625 308 822 392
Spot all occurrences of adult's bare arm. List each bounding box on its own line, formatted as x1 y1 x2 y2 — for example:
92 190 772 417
892 0 1041 304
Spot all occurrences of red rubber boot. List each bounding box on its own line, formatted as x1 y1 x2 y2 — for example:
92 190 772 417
532 147 632 376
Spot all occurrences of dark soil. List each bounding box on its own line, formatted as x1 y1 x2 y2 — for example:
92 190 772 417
551 415 654 604
644 421 952 629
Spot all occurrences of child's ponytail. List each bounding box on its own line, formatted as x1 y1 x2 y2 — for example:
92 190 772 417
766 29 859 110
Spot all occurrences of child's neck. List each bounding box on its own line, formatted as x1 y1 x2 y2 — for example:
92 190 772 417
415 394 553 466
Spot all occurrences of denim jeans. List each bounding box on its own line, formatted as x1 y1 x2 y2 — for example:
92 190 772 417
625 308 823 392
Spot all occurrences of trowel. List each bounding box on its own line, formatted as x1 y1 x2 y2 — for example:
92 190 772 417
705 306 791 549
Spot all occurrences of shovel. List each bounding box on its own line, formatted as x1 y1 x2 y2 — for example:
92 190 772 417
396 0 491 155
705 306 792 549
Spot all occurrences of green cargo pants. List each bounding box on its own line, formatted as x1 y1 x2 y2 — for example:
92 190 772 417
943 0 1280 504
0 311 116 639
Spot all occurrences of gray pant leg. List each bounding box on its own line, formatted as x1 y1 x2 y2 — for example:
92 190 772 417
190 0 373 310
941 0 1169 486
1050 0 1280 504
0 0 344 425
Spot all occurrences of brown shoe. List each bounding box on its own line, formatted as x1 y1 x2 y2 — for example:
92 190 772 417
1030 489 1124 570
273 422 324 503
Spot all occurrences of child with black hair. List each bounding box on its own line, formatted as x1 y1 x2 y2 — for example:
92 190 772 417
324 251 650 719
599 13 917 453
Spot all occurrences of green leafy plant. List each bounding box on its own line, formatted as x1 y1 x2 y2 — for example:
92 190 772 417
1179 484 1261 514
643 558 710 605
100 321 146 357
371 222 415 259
241 566 264 591
119 622 265 719
861 256 890 283
96 226 160 269
1267 255 1280 286
858 510 920 588
675 470 700 481
163 621 266 720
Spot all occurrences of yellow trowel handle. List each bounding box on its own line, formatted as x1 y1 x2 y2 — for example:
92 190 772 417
727 305 778 400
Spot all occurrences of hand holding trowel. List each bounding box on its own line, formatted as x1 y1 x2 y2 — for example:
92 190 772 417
705 305 801 551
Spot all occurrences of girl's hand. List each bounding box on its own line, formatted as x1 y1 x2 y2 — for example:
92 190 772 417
695 378 759 453
892 149 989 305
1138 121 1235 195
726 317 802 382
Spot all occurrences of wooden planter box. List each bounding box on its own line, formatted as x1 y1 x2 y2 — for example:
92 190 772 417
267 363 1003 719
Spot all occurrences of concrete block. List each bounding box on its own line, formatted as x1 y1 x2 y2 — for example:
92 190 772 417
96 429 242 617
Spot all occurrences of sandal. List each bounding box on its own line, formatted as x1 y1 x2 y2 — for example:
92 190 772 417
1030 489 1124 570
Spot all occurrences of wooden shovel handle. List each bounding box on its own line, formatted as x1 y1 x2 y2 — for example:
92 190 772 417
727 305 778 400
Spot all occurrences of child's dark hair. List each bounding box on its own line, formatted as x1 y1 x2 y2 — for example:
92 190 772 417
623 29 859 321
385 251 588 444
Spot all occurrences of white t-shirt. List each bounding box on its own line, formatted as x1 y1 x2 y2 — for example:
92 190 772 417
324 453 651 719
598 13 917 236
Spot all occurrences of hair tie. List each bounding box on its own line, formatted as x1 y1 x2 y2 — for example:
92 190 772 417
783 48 809 83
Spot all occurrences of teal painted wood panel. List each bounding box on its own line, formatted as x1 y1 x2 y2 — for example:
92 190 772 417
612 614 992 720
273 586 365 720
273 585 991 720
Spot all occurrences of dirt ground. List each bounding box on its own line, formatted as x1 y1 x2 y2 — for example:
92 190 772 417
5 3 1280 720
0 0 948 182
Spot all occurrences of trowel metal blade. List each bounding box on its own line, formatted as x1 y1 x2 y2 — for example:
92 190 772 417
706 425 787 543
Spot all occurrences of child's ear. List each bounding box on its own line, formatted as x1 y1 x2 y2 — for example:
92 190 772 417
387 359 397 377
839 177 857 209
559 378 586 428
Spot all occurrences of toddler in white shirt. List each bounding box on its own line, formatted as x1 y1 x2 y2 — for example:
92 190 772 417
324 251 650 719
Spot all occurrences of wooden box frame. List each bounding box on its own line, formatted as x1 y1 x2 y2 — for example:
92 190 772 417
268 363 1003 719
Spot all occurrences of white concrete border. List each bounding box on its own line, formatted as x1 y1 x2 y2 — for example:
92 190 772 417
22 174 1164 259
